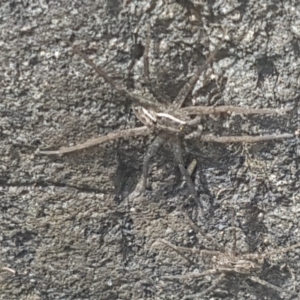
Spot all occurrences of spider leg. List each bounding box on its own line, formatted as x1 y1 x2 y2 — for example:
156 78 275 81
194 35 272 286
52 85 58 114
249 276 296 297
172 136 203 210
241 243 300 263
261 243 300 259
143 23 151 84
230 208 237 254
159 239 200 255
181 105 292 115
179 207 220 248
162 268 220 281
172 40 223 110
185 133 294 143
172 64 208 110
182 273 226 299
142 136 164 190
39 126 150 155
181 206 201 229
158 239 221 262
63 37 160 110
142 23 173 105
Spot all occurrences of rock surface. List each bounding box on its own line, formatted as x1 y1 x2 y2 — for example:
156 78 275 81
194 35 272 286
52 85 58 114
0 0 299 299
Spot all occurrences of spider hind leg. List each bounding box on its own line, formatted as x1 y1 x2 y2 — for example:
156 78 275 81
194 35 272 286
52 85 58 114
172 137 204 213
142 136 164 191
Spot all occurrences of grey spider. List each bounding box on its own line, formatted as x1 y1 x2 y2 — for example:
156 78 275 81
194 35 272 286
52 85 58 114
39 27 293 211
155 209 300 299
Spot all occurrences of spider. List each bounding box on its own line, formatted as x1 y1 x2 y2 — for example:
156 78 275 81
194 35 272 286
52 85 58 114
39 25 293 211
156 209 300 299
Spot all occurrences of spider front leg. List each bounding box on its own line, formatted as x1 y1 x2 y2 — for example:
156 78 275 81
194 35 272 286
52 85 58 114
143 23 151 84
172 136 204 211
249 276 296 297
39 126 150 155
172 38 223 110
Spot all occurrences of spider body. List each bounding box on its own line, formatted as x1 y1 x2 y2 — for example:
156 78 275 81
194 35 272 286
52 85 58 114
39 28 294 210
158 229 300 299
132 106 186 134
211 252 263 275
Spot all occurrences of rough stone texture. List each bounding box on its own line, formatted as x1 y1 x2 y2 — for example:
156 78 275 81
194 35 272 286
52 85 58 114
0 0 299 299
